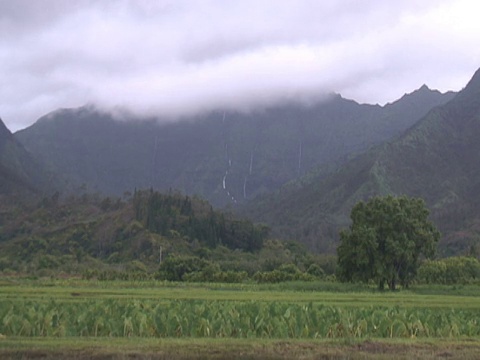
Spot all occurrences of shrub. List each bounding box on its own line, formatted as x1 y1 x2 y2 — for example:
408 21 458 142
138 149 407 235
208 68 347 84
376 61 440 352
417 256 480 284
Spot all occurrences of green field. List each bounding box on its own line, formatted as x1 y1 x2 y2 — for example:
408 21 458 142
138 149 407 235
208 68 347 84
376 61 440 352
1 279 480 359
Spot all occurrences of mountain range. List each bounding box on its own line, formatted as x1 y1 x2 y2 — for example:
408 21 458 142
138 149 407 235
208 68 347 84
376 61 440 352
15 85 454 208
242 68 480 255
3 68 480 256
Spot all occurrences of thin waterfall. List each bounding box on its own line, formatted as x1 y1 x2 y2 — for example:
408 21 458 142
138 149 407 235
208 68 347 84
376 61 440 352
298 139 303 176
221 112 237 203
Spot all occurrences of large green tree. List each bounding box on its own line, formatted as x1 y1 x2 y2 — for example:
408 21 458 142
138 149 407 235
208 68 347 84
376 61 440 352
337 195 440 290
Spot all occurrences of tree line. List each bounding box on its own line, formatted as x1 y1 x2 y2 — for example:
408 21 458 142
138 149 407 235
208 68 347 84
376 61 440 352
133 189 269 252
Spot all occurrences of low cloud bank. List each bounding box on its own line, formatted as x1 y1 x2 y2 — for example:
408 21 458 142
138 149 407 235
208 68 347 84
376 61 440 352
1 0 479 131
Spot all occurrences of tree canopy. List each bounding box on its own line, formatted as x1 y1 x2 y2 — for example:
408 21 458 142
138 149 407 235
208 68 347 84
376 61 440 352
337 195 440 290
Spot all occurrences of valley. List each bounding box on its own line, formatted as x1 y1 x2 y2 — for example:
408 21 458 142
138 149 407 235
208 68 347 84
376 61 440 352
1 64 480 360
2 2 480 358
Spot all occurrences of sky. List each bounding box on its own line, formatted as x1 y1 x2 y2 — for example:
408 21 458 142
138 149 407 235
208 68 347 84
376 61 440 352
1 0 480 131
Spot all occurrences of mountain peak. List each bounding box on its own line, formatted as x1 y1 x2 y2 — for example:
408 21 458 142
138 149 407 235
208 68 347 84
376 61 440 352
464 67 480 91
386 83 452 109
417 84 430 92
409 84 439 96
403 84 436 98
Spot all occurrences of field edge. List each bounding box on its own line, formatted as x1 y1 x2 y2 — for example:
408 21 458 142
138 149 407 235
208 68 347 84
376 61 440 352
1 337 480 359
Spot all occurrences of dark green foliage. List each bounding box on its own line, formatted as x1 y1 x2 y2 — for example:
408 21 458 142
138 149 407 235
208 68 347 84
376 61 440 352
155 255 249 283
133 189 267 251
156 256 212 281
0 188 281 278
337 195 440 290
306 263 325 277
253 263 317 283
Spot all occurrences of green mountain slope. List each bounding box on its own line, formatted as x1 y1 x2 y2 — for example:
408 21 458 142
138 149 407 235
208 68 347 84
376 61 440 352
0 117 54 196
15 88 454 207
242 68 480 255
0 190 316 278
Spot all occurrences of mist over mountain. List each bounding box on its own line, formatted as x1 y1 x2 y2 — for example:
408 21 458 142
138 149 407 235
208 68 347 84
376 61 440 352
15 86 454 208
242 68 480 255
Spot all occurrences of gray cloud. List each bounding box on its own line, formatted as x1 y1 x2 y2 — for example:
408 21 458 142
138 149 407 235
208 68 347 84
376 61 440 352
1 0 479 131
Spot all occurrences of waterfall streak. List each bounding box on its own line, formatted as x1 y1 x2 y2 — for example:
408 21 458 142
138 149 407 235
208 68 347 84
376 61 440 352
221 111 237 203
243 176 247 199
298 140 302 175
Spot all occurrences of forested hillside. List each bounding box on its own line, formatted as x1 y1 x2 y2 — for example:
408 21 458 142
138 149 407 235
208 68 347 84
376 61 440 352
15 87 454 207
0 190 331 279
242 68 480 255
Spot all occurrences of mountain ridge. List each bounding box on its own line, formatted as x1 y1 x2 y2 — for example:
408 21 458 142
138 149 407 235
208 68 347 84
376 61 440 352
241 67 480 255
15 85 455 207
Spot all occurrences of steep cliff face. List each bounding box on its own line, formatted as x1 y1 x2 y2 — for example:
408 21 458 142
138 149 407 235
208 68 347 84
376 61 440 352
0 117 13 146
0 117 54 196
241 68 480 255
15 86 454 207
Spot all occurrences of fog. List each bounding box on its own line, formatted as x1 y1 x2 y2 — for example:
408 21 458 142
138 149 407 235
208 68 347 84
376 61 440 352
1 0 479 131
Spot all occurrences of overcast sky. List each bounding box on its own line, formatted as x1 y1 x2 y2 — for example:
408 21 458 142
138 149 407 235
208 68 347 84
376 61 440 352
1 0 480 131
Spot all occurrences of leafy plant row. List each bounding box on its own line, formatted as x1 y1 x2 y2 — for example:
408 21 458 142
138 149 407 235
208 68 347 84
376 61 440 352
1 299 479 338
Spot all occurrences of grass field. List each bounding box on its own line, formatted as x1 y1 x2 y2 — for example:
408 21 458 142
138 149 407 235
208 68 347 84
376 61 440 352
1 278 479 359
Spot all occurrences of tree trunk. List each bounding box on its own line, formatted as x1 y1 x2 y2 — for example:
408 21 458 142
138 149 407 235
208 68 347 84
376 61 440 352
378 280 385 290
389 278 396 291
